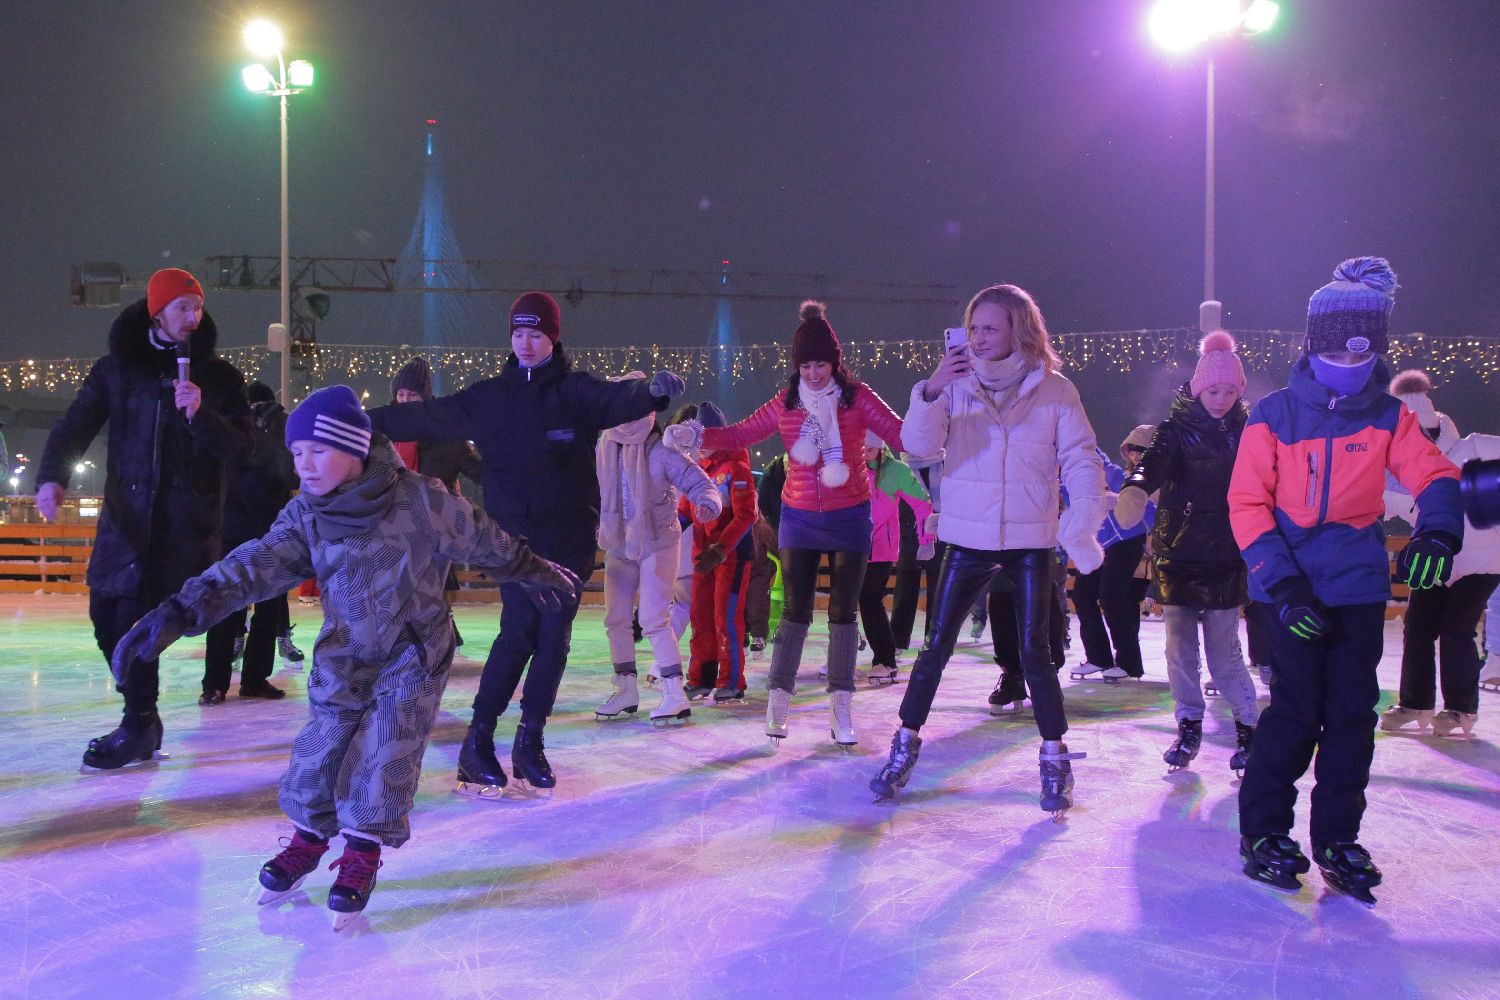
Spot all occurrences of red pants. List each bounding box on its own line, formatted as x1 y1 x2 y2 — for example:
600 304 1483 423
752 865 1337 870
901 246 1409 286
688 553 752 690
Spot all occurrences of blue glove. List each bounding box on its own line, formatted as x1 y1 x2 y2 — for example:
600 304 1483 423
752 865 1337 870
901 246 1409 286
1398 531 1459 590
1268 577 1328 642
649 370 685 400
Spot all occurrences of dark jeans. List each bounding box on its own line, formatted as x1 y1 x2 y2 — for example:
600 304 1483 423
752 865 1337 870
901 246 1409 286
1400 573 1500 714
203 592 287 693
473 568 591 731
1238 602 1384 844
891 551 941 649
1071 535 1148 674
899 546 1067 740
90 591 162 714
780 547 867 626
859 560 897 668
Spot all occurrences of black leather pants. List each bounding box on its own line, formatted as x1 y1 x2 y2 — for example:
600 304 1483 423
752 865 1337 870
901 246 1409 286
898 545 1067 739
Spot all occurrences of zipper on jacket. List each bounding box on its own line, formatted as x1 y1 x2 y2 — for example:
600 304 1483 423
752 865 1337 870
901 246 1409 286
1305 452 1318 510
1317 434 1335 524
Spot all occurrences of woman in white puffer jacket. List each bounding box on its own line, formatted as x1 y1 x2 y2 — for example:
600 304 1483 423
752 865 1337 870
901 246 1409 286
869 283 1108 816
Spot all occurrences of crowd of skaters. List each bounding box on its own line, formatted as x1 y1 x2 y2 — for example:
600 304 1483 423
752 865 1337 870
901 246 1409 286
30 254 1497 918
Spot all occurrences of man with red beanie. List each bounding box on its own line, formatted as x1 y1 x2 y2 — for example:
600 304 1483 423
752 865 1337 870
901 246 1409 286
367 291 687 793
36 267 252 768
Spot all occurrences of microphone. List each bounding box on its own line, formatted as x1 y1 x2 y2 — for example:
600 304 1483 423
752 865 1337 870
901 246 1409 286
175 344 191 415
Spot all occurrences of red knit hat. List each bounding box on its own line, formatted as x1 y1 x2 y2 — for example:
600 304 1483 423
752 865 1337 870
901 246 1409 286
791 300 840 367
147 268 204 318
510 291 562 343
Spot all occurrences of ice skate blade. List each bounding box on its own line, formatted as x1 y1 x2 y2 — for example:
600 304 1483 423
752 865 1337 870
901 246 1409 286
766 734 786 749
454 779 508 801
989 701 1025 716
510 777 555 797
1319 872 1377 907
1479 679 1500 692
257 877 308 906
1049 808 1070 823
1165 762 1193 773
1204 684 1219 697
650 710 691 727
332 910 366 932
594 706 639 721
1244 865 1303 893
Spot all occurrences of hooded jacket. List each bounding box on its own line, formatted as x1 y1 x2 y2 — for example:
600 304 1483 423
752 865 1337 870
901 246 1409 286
1127 385 1248 609
36 299 251 598
1229 357 1463 606
867 450 934 564
596 425 721 559
366 347 663 575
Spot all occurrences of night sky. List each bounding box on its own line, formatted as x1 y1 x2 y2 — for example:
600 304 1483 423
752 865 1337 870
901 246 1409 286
3 1 1498 447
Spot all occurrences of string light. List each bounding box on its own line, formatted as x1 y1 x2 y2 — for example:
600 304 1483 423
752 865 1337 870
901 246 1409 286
4 329 1498 395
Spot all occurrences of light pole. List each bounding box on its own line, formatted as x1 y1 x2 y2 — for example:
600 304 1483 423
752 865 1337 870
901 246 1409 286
1148 0 1279 332
242 20 314 405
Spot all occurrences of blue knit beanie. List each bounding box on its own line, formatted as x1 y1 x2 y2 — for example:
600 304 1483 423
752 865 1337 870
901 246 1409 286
698 401 727 428
1305 256 1398 355
285 385 372 458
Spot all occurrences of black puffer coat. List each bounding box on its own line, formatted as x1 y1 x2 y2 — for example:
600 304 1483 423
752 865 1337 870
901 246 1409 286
367 347 663 576
36 300 251 598
223 399 298 548
1125 385 1249 609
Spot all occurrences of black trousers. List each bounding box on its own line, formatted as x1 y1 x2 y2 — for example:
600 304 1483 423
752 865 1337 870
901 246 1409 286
1071 535 1148 674
891 551 941 649
472 563 592 731
1245 600 1277 669
858 560 897 668
203 592 287 693
1238 602 1384 844
780 547 867 626
899 546 1067 740
1399 573 1500 714
90 591 162 715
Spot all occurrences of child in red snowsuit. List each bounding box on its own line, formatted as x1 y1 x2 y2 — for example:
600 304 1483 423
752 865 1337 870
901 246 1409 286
684 402 759 702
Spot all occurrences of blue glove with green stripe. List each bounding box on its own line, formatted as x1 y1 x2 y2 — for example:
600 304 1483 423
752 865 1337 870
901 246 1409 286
1269 577 1329 642
1398 531 1459 590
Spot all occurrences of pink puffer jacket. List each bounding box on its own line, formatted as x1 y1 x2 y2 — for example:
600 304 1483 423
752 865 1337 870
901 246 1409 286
703 382 904 514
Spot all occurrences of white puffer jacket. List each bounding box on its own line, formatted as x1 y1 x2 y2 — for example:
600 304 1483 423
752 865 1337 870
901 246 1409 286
903 365 1107 566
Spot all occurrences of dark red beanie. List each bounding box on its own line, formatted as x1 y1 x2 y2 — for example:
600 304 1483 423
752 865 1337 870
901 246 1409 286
147 268 204 317
510 291 562 343
791 300 840 367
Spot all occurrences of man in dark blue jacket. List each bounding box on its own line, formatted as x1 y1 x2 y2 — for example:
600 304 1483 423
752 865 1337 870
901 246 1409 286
367 292 684 793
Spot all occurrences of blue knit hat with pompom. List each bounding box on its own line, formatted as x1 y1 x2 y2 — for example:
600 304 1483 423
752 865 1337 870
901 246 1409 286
1305 256 1398 355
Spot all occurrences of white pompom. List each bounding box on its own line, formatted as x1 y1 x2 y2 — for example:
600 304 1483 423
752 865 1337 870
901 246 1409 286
789 436 820 466
819 461 850 487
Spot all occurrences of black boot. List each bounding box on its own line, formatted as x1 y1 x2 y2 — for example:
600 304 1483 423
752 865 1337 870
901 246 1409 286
511 721 556 788
1230 721 1254 776
82 710 162 770
1163 718 1203 771
457 722 507 793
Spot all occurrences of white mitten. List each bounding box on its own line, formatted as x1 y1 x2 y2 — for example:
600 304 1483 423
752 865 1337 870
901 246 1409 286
1065 535 1106 575
1113 486 1148 530
924 512 940 536
663 420 703 458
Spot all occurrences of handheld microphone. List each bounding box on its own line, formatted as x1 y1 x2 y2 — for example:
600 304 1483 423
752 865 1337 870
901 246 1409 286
175 344 191 415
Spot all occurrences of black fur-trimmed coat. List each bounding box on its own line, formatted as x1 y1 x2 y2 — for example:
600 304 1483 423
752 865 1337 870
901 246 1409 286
37 299 252 598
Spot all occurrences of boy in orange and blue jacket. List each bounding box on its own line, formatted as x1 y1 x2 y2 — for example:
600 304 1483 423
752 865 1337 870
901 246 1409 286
1228 257 1463 905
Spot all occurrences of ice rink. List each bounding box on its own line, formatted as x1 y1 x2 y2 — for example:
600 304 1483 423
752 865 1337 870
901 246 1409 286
3 594 1498 999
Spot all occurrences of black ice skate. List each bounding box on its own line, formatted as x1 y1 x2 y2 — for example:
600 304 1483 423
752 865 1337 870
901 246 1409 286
456 723 508 799
511 721 557 790
988 668 1028 716
1313 842 1382 907
865 662 899 686
684 663 717 701
327 838 383 930
1229 722 1254 777
258 829 330 905
869 729 922 802
1163 719 1203 772
1240 834 1311 893
1039 740 1086 820
711 685 747 705
81 712 163 770
278 627 305 663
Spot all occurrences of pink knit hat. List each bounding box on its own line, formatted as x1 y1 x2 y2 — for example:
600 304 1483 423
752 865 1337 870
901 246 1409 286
1190 331 1247 397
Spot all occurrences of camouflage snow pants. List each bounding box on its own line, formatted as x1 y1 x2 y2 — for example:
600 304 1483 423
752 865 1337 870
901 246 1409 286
280 629 454 848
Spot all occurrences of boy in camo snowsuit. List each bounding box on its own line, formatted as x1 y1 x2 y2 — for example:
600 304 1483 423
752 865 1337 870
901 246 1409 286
112 385 577 918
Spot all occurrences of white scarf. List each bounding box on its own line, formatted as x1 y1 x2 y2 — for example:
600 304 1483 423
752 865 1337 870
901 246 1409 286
789 378 849 486
969 353 1031 414
598 413 659 559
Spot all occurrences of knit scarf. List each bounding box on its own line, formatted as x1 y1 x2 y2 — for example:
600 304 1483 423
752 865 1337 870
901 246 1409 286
597 414 659 560
304 452 399 541
969 353 1031 418
788 379 849 486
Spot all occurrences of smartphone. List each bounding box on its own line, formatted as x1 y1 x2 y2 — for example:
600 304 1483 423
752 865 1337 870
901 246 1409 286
943 326 968 354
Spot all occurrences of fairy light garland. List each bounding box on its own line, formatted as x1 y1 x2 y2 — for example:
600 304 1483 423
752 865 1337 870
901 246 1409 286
4 329 1499 396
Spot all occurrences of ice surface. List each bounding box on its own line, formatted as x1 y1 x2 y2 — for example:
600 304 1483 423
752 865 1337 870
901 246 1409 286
2 595 1498 999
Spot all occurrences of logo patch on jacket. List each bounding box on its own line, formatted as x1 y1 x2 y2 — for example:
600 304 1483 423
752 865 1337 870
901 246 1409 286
1344 442 1369 453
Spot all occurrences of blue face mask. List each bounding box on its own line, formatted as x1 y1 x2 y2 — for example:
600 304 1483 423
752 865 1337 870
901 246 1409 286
1309 353 1377 397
